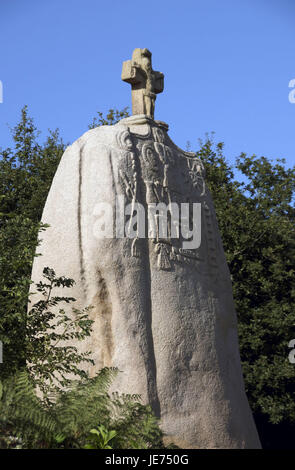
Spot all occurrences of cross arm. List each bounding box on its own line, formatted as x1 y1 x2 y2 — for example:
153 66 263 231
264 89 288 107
154 71 164 94
121 60 146 85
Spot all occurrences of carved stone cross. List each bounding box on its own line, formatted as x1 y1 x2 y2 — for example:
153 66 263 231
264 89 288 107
121 48 164 119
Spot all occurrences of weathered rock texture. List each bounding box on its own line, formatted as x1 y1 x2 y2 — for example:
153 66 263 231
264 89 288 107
31 114 261 448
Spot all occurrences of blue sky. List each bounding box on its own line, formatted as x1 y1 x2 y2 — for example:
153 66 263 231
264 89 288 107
1 0 295 171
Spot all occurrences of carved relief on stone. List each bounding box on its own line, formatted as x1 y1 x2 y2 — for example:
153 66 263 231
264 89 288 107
116 128 142 257
115 123 222 275
155 242 172 270
117 128 137 203
186 157 206 196
152 126 165 144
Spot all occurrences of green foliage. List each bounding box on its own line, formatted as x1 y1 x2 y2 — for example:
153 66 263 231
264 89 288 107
0 106 65 379
26 267 94 401
88 107 129 129
0 368 164 449
0 216 44 377
0 370 56 448
84 426 117 449
1 106 65 222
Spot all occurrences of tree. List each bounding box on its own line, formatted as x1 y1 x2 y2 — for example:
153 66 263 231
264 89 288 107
26 267 94 400
88 107 129 129
0 106 65 222
0 107 65 378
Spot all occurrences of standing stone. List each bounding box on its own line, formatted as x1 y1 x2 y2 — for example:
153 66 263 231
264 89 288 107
30 49 261 448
